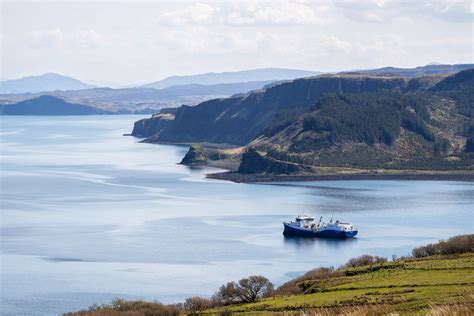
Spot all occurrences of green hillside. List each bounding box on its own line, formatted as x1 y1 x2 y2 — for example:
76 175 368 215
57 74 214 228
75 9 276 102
132 69 474 179
67 235 473 315
212 253 473 315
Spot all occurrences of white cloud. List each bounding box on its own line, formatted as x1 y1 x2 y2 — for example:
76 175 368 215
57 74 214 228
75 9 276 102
75 30 102 48
2 1 472 83
226 0 329 25
156 1 329 26
30 28 64 48
28 28 104 49
332 0 474 23
156 3 217 25
320 35 353 53
426 0 474 22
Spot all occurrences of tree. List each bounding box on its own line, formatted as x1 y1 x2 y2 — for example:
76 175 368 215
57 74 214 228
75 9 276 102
212 282 241 305
213 276 274 305
236 275 274 303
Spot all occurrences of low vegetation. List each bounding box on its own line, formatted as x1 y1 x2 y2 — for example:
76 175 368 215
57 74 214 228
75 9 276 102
341 254 387 268
66 234 474 315
63 299 181 316
212 275 274 305
411 234 474 258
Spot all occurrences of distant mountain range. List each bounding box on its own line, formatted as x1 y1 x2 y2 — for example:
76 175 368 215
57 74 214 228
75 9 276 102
0 73 96 94
1 64 472 116
0 80 275 114
140 68 320 89
3 65 473 95
0 68 318 94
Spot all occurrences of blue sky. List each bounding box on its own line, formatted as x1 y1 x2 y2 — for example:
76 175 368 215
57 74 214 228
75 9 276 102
1 0 473 85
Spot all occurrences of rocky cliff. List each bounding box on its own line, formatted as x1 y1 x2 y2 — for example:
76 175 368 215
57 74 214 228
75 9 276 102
133 74 440 145
133 69 474 177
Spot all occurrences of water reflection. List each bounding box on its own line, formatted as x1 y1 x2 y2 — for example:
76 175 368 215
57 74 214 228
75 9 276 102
283 236 358 249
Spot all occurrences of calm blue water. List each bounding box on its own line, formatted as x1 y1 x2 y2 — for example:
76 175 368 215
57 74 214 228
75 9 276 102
1 116 473 315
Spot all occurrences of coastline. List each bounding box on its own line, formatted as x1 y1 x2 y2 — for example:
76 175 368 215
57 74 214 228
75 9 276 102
207 170 474 183
133 138 474 184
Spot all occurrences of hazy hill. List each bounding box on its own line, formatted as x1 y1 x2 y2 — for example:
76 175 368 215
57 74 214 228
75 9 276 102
0 80 274 114
0 73 96 94
3 80 270 101
0 95 111 115
141 68 320 89
351 63 473 77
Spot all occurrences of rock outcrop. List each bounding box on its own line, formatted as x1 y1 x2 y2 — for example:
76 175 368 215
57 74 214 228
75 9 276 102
180 144 228 165
238 148 307 174
132 113 175 138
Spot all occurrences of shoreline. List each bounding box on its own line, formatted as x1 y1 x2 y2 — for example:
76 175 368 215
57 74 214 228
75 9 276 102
207 171 474 183
132 137 474 184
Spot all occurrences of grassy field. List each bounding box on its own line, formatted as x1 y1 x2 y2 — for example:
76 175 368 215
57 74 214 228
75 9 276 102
208 253 473 315
67 236 474 315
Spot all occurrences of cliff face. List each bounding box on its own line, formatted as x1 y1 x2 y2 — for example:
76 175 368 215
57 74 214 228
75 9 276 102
180 144 209 164
132 70 474 175
134 75 436 145
132 113 176 138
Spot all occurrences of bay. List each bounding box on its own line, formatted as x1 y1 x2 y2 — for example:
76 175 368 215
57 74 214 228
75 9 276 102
1 116 472 315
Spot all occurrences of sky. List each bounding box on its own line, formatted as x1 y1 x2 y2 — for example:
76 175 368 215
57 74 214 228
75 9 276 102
1 0 473 85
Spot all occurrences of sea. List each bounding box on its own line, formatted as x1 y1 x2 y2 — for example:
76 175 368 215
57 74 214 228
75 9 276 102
1 115 473 315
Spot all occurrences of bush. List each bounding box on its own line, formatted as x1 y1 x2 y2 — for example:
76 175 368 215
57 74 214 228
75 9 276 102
237 275 274 303
300 267 341 280
341 255 387 269
212 282 241 305
184 296 214 313
64 298 181 316
213 275 274 305
412 234 474 258
275 267 343 295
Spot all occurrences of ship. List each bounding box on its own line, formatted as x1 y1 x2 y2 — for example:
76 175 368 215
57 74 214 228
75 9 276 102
283 214 358 238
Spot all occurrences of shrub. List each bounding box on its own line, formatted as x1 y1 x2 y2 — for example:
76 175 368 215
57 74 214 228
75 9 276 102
341 255 387 269
213 275 274 305
184 296 214 313
275 267 343 295
237 275 274 303
300 267 341 280
212 282 241 305
412 234 474 258
64 298 181 316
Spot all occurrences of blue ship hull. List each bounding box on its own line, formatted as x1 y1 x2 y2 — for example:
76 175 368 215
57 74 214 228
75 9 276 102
283 223 358 238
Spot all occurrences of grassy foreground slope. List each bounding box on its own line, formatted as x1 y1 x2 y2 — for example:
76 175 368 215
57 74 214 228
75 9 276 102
67 235 473 315
215 253 473 315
